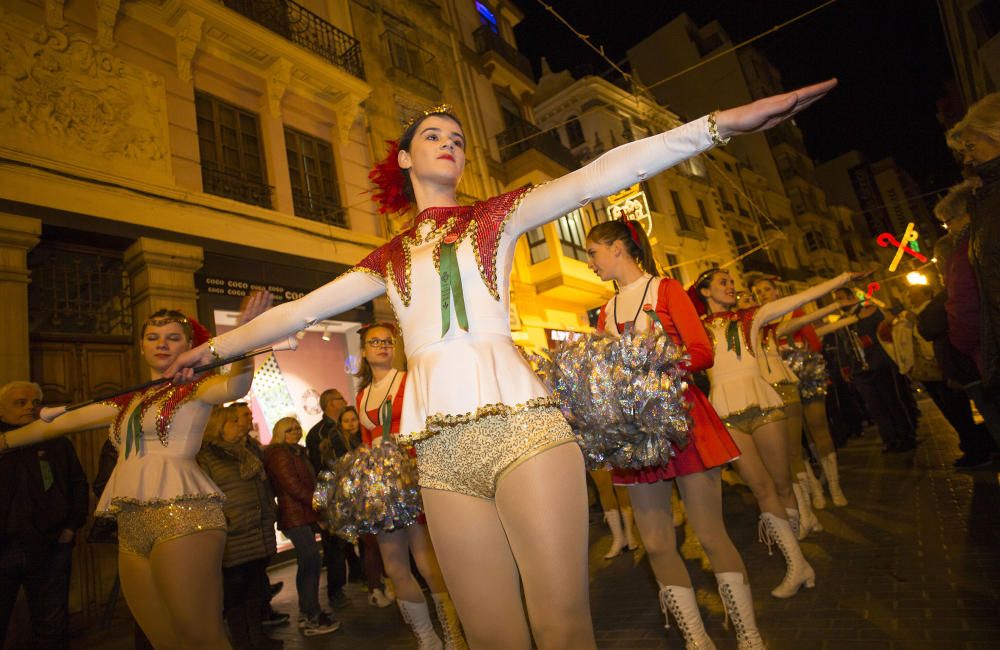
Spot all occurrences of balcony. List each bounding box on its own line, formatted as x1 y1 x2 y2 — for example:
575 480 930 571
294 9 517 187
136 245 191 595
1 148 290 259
291 189 348 228
222 0 365 80
473 26 533 80
202 166 273 209
497 116 578 172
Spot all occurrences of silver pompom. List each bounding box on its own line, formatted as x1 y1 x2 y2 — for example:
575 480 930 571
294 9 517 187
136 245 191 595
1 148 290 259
780 347 830 401
313 443 422 543
531 327 692 470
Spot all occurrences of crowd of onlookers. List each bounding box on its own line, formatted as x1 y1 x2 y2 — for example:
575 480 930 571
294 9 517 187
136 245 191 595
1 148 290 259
813 92 1000 467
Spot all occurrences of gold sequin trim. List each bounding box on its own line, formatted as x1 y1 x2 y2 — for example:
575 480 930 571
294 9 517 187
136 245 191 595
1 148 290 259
100 492 225 514
717 402 783 419
402 395 561 443
414 406 576 499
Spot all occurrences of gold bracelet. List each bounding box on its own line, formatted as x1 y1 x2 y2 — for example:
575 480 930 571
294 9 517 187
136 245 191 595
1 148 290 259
708 111 731 147
207 338 223 361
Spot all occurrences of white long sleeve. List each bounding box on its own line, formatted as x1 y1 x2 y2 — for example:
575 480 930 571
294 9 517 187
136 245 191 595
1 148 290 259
776 301 842 338
814 315 858 338
211 271 386 359
510 117 714 236
3 403 117 449
751 272 853 353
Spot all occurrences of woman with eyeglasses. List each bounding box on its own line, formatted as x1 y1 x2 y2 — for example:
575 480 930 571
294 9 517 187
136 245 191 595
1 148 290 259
162 79 836 647
355 323 465 649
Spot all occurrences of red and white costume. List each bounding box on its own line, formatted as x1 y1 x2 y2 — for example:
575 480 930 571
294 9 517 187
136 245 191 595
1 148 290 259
597 275 740 484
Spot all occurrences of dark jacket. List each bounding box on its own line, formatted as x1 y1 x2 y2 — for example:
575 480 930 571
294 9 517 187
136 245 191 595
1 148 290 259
197 440 277 568
917 290 982 386
968 155 1000 396
263 443 318 532
305 416 339 472
0 420 89 549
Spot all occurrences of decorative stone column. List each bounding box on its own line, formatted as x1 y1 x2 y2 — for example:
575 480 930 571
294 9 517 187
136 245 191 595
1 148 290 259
124 237 203 376
0 214 41 386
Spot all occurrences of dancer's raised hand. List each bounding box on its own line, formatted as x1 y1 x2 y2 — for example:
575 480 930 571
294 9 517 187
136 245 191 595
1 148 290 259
714 79 837 139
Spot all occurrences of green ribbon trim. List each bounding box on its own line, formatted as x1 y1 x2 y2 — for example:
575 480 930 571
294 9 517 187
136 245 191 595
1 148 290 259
642 307 666 332
380 398 393 443
726 320 742 360
125 406 143 459
439 242 469 338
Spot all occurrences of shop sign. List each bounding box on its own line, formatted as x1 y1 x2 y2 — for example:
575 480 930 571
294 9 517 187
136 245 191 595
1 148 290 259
199 276 309 303
607 184 653 234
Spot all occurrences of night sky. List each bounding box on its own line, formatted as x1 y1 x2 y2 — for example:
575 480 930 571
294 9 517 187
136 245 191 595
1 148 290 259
514 0 963 195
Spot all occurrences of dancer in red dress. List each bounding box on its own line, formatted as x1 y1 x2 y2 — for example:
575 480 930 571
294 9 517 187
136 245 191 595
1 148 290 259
587 220 759 650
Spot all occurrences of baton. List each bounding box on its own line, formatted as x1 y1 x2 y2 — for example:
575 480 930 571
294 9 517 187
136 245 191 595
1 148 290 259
38 335 299 423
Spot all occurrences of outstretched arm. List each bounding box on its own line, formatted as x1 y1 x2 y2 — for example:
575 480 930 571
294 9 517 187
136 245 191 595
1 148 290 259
511 79 837 235
168 270 385 378
752 272 856 346
815 315 858 338
0 403 118 450
776 302 844 337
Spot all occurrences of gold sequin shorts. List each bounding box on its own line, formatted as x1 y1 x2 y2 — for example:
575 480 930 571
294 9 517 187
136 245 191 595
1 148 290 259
772 381 801 406
115 496 226 557
724 406 786 434
414 405 577 499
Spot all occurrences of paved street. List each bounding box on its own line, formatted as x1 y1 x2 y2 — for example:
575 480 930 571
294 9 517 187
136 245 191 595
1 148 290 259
77 395 1000 649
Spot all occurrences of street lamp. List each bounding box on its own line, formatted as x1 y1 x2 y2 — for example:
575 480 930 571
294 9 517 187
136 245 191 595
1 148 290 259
906 271 928 286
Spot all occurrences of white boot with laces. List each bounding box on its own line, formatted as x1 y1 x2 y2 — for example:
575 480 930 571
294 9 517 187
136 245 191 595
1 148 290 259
658 584 716 649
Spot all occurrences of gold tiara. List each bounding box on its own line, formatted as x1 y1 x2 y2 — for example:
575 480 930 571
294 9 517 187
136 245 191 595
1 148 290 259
403 104 455 130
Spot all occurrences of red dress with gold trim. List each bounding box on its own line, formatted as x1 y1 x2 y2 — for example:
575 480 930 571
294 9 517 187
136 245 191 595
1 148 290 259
597 277 739 484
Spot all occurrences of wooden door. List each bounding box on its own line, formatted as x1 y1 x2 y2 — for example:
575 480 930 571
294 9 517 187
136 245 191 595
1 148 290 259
29 339 136 621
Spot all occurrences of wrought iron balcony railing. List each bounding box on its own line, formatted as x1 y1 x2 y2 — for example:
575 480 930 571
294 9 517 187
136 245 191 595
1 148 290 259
222 0 365 80
473 26 533 80
291 188 348 228
497 116 578 171
202 166 274 209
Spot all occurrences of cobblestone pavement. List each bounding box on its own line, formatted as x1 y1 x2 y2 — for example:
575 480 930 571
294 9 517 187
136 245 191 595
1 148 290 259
76 396 999 649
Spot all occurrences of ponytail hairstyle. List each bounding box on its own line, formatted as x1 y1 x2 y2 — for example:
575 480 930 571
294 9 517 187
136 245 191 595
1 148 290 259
355 322 399 390
585 218 659 276
369 105 464 217
686 267 727 316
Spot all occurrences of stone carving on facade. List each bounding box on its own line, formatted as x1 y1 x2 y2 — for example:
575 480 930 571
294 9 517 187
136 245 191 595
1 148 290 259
264 57 294 118
95 0 121 50
174 11 205 83
0 16 172 184
44 0 66 29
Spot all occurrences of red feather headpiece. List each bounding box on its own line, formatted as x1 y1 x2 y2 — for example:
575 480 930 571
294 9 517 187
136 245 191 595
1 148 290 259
189 317 212 348
368 140 411 215
686 284 708 317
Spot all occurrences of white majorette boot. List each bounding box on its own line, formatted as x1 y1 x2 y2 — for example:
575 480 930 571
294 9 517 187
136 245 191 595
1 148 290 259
759 513 816 599
784 507 800 539
819 453 848 506
793 476 822 539
658 584 716 649
803 462 827 509
622 507 640 550
398 599 444 650
603 509 627 559
431 593 468 650
715 572 765 650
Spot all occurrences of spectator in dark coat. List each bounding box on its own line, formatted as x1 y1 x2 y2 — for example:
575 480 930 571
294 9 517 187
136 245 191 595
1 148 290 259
947 93 1000 399
0 381 88 650
264 417 340 637
305 389 347 472
198 406 280 649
